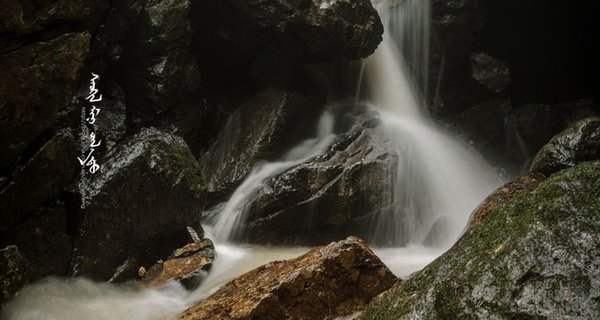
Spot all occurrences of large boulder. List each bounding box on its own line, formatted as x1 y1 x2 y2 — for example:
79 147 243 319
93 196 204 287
361 161 600 319
0 129 77 230
192 0 383 86
530 117 600 176
200 84 325 202
0 32 90 167
178 236 397 320
195 0 382 62
227 110 396 245
73 127 206 281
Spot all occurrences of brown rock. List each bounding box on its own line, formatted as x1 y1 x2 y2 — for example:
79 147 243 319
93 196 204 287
144 239 215 287
178 236 397 320
467 173 546 231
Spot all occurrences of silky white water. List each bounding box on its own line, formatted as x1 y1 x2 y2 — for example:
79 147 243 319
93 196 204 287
2 1 503 319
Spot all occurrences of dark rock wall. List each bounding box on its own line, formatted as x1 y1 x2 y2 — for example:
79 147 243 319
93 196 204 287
0 0 597 306
0 0 384 303
430 0 598 171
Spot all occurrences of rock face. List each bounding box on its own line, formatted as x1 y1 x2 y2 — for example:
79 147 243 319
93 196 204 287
121 49 202 125
469 52 511 94
197 0 382 62
503 99 596 164
0 0 106 36
0 32 90 167
201 85 325 201
122 0 192 58
143 238 215 288
0 201 72 286
531 117 600 176
73 127 206 281
429 0 488 114
178 237 397 320
361 162 600 319
232 111 396 245
0 246 33 305
0 129 77 230
458 98 512 153
467 173 545 231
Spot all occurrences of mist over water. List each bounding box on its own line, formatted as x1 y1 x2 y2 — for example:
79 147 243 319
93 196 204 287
2 1 503 319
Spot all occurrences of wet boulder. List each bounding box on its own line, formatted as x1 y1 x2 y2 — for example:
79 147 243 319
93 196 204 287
111 0 201 127
178 236 397 320
0 32 90 167
194 0 383 63
122 0 192 58
467 173 545 231
530 117 600 176
119 48 202 126
143 238 215 288
0 129 77 230
0 1 106 37
503 99 596 164
200 84 325 202
361 161 600 319
73 127 206 281
234 111 396 245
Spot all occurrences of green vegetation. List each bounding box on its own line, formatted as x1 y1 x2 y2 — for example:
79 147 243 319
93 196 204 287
361 161 600 319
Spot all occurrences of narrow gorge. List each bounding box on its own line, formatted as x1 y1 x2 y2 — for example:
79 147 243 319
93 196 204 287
1 0 597 319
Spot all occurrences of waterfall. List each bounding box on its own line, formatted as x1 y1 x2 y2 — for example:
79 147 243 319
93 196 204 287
364 0 501 248
209 112 335 243
2 1 504 318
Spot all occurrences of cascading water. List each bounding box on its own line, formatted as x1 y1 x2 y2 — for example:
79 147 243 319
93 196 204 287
364 0 501 249
3 1 504 318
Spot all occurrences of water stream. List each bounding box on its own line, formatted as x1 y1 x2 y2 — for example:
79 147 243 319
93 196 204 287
3 1 503 319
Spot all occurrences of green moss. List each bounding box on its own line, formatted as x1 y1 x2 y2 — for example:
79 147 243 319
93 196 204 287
360 161 600 319
170 141 206 189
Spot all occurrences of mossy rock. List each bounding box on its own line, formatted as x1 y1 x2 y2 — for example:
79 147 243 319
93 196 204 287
531 117 600 176
74 127 207 282
361 161 600 319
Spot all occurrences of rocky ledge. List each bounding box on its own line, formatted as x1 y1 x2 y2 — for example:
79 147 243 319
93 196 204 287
361 161 600 319
178 236 397 320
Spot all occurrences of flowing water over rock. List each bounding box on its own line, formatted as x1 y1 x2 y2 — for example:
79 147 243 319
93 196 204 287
2 1 503 318
193 0 502 297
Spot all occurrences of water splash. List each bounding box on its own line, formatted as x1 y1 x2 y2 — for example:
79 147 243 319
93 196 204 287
1 278 190 320
209 111 335 243
2 1 504 318
363 0 502 248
